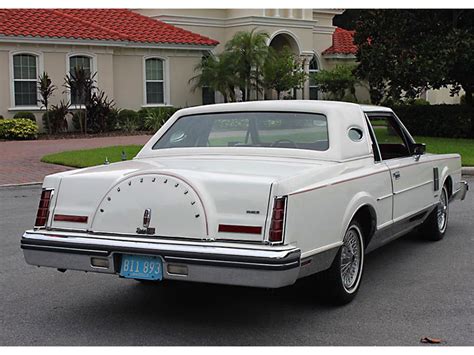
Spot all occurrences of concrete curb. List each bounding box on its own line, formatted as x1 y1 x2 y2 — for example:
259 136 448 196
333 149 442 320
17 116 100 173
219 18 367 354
462 167 474 176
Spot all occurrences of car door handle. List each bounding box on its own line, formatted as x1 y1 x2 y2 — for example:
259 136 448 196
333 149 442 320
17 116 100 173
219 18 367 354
393 171 401 180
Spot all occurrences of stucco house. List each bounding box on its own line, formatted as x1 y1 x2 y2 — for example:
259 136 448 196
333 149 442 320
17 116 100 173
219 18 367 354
0 8 460 131
0 9 218 129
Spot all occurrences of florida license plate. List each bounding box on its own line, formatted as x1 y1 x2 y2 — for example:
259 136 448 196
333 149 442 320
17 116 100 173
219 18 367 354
120 254 163 281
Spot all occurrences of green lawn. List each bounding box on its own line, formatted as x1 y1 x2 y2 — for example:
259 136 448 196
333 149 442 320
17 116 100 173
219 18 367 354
40 136 474 168
41 145 143 168
416 136 474 166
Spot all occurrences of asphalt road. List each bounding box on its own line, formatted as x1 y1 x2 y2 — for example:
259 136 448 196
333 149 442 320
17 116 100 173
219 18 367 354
1 182 473 346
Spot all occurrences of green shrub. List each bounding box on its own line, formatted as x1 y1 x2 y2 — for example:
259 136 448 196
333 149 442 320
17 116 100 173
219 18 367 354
117 109 139 132
13 111 36 122
0 118 38 140
393 104 473 138
106 108 120 131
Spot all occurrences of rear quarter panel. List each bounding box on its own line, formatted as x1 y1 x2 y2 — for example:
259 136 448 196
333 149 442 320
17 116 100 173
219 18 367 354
283 159 392 258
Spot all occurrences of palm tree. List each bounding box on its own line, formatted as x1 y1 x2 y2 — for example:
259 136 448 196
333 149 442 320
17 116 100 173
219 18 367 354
38 72 56 135
190 53 237 103
225 29 269 101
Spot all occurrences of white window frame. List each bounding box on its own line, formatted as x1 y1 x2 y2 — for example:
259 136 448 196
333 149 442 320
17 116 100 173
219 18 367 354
66 52 97 109
142 55 171 107
309 54 320 100
9 50 44 110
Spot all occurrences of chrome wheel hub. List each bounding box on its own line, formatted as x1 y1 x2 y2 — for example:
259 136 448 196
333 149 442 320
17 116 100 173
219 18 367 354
437 189 448 232
340 228 361 291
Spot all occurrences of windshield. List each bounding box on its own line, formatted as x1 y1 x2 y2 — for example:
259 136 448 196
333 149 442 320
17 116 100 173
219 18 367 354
152 111 329 151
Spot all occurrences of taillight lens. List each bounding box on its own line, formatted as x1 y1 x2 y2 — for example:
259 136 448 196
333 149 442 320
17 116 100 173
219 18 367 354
269 196 286 243
35 189 53 227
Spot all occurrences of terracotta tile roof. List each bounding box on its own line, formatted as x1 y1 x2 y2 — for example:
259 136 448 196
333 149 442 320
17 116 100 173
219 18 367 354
0 9 219 46
322 27 357 55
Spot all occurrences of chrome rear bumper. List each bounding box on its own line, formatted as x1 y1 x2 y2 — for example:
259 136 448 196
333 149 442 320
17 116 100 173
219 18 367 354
21 230 301 288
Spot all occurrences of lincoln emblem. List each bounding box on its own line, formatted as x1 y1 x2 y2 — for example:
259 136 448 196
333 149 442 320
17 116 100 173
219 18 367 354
143 208 151 228
136 208 155 235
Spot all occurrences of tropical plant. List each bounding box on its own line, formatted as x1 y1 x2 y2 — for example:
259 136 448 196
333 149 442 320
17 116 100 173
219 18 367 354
224 28 270 101
311 64 359 101
42 100 70 134
72 111 85 132
86 90 115 133
64 66 96 134
190 53 238 103
143 107 179 132
37 72 56 134
262 47 307 99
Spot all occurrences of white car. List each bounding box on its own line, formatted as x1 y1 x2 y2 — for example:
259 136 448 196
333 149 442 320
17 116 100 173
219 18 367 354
22 101 468 304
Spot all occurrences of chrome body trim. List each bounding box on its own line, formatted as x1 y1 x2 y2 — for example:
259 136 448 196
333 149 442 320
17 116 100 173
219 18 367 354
376 193 393 201
298 246 339 279
366 203 436 253
451 181 469 201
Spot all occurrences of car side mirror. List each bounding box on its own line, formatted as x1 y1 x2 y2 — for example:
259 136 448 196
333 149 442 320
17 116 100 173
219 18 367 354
413 143 426 161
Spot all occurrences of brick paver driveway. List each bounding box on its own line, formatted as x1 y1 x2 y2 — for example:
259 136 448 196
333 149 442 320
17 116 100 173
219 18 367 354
0 135 152 186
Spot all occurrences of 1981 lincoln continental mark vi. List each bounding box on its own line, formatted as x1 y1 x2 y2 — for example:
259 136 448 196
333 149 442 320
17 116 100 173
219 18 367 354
21 101 468 304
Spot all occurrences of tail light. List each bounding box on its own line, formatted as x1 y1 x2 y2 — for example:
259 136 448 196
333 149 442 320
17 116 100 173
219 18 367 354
269 196 287 243
35 189 53 227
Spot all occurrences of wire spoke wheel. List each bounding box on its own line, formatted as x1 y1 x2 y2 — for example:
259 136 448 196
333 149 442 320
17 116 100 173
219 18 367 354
437 188 448 233
340 226 362 292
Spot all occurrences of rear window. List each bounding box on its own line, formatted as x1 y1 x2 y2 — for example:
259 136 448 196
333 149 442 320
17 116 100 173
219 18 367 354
152 111 329 151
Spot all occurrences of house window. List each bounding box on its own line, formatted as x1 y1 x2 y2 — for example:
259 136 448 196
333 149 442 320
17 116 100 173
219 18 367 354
69 55 92 105
13 54 38 106
145 58 165 104
309 56 319 100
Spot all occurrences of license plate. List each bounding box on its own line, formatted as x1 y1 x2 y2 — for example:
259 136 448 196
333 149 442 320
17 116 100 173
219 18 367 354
120 254 163 281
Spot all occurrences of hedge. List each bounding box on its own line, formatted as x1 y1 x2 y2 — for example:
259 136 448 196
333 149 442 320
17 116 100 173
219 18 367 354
393 104 474 139
0 118 38 140
13 111 37 122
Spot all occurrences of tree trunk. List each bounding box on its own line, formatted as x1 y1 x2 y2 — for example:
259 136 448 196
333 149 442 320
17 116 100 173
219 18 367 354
255 67 259 101
45 108 51 135
84 109 87 135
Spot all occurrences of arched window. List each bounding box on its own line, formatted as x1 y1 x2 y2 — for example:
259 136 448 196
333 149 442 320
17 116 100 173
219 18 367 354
145 58 165 104
68 54 93 105
309 56 319 100
12 53 39 106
